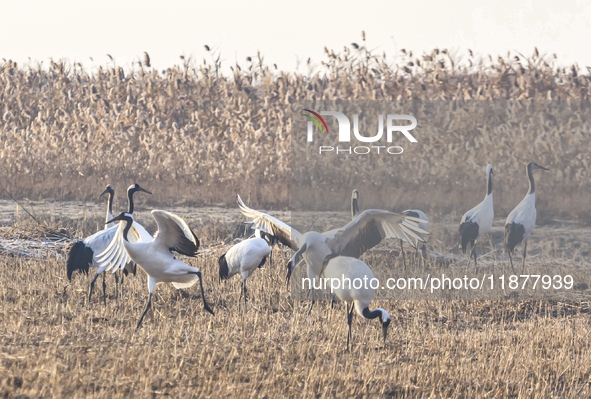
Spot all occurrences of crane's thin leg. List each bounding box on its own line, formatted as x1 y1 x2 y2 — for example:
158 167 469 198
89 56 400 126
521 240 528 274
114 271 119 300
508 251 514 270
136 292 152 329
238 283 243 312
120 272 125 298
242 280 247 313
307 288 316 316
467 240 477 267
400 240 407 270
346 302 354 350
88 273 100 305
469 242 478 267
192 271 214 315
102 272 107 306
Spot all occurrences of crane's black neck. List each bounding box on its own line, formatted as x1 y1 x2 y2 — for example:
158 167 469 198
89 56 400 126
351 196 360 219
486 169 493 196
121 217 133 242
527 164 535 195
127 189 136 214
362 307 382 321
107 191 114 216
293 243 308 266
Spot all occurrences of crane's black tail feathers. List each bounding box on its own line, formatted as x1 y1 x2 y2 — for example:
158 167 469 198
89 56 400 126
505 223 525 253
458 221 478 254
66 241 94 281
218 254 229 281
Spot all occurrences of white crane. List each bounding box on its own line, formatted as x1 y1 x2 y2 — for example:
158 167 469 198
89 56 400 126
459 164 494 266
505 162 549 271
399 210 429 268
237 195 427 315
219 237 271 310
97 210 214 328
66 183 152 304
322 256 390 347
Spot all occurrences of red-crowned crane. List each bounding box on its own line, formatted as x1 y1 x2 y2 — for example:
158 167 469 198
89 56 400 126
459 164 494 266
218 237 271 311
322 256 390 348
97 211 214 328
66 183 152 304
505 162 549 271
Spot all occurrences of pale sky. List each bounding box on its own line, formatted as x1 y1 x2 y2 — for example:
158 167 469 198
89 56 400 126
2 0 590 74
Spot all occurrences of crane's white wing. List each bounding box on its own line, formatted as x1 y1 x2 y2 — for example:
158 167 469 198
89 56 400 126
402 209 429 234
328 209 429 258
321 228 339 241
95 222 141 272
237 194 303 250
85 225 119 254
133 221 154 242
151 210 199 256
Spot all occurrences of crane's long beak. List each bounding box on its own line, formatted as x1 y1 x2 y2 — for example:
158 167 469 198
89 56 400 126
539 165 550 171
99 188 111 199
139 187 153 194
105 215 123 225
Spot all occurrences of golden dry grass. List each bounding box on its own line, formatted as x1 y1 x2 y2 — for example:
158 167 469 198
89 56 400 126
1 248 591 398
1 207 591 398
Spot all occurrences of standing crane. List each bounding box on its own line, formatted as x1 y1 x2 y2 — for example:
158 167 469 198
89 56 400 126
322 256 391 348
459 164 494 266
219 237 271 311
505 162 549 271
66 183 152 304
97 211 214 328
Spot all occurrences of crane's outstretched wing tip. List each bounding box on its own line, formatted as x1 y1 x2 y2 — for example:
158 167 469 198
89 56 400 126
405 216 429 224
151 209 167 217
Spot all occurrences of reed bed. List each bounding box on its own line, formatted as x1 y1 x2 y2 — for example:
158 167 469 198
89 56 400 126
1 42 590 220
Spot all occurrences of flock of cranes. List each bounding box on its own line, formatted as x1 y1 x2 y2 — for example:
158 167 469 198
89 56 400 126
66 161 548 345
459 161 549 271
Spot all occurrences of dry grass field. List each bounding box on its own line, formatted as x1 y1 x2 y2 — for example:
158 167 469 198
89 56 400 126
2 244 591 397
0 204 590 398
2 42 591 397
